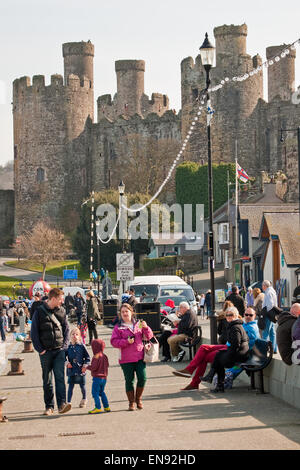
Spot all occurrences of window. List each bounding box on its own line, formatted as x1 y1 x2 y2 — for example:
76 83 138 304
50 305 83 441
36 167 45 183
219 223 229 244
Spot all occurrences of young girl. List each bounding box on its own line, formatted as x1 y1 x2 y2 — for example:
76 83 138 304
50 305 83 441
79 314 88 345
87 338 110 414
66 328 90 408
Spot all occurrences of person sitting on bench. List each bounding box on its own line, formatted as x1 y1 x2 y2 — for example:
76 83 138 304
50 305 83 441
167 302 198 362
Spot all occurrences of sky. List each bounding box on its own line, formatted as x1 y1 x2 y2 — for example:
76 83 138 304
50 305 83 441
0 0 300 166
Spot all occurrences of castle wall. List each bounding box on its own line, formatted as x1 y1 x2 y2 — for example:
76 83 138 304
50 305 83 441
0 190 14 248
13 41 94 235
267 45 296 102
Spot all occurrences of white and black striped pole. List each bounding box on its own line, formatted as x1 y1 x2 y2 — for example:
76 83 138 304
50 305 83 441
90 190 95 288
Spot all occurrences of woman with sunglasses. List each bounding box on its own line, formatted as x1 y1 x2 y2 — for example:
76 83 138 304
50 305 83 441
201 306 249 392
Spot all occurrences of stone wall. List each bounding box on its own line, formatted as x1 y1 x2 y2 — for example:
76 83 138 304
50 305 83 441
0 190 14 247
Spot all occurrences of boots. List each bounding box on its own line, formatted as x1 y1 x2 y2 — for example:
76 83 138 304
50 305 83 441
211 381 225 393
135 387 144 410
126 390 135 411
200 367 216 384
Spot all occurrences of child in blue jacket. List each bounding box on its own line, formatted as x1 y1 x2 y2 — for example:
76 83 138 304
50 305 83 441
66 327 90 408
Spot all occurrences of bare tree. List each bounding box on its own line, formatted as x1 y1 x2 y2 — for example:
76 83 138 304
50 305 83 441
12 222 70 280
111 135 180 196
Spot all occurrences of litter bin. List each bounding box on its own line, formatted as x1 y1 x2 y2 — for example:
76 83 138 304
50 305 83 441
102 299 118 325
135 302 161 335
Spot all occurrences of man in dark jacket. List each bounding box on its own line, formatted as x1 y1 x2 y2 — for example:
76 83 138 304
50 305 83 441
277 303 300 365
31 288 70 416
167 302 198 361
226 286 246 317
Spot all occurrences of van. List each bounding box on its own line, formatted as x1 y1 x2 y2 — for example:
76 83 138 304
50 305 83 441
127 275 197 312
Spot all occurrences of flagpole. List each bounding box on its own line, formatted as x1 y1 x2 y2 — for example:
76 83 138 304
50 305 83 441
235 140 238 256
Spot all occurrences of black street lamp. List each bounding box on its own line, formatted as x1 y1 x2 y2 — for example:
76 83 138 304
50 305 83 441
95 219 101 295
280 126 300 223
118 180 126 294
199 33 218 344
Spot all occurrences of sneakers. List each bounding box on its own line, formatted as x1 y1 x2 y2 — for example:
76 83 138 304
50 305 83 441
43 408 54 416
172 368 192 378
79 399 87 408
88 408 103 414
104 407 111 412
58 402 72 414
180 384 199 391
172 351 185 362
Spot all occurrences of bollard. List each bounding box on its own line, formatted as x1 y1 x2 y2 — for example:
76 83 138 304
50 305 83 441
22 339 34 353
0 397 8 423
7 358 24 375
10 324 16 333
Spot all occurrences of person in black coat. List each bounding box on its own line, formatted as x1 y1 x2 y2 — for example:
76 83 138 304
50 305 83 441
276 306 298 365
226 286 246 317
201 306 249 392
74 291 85 325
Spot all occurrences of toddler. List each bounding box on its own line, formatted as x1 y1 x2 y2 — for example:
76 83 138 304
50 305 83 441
66 327 90 408
79 314 88 345
87 338 110 414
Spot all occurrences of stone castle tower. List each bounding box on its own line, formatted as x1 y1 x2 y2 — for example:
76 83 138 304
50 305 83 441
12 24 299 236
181 24 299 179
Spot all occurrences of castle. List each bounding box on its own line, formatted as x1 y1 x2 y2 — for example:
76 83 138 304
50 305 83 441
10 23 300 239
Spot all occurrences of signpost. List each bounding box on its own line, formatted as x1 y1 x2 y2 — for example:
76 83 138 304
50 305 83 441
116 253 134 293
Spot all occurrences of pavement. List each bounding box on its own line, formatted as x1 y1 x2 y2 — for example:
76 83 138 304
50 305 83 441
1 319 300 451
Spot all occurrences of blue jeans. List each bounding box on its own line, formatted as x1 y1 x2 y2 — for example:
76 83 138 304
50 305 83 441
67 375 86 403
92 377 109 410
0 317 6 341
262 317 277 353
39 349 66 409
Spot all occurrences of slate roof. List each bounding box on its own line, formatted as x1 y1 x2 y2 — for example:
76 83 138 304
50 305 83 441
262 212 300 265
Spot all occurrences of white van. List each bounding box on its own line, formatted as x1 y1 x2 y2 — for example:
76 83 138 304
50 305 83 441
127 275 197 312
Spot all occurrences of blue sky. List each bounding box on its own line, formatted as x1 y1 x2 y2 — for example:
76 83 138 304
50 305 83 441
1 0 299 165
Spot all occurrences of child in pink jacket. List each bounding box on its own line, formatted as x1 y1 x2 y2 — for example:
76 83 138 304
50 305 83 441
110 303 153 411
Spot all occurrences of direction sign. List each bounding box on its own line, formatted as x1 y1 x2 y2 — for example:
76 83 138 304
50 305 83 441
116 253 134 281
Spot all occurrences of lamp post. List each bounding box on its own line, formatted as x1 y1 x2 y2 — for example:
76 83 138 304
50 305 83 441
118 180 125 294
280 127 300 225
95 219 101 295
199 33 218 344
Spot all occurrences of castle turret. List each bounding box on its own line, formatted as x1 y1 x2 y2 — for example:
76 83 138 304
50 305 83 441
115 60 145 116
63 41 94 87
266 45 296 102
214 24 248 66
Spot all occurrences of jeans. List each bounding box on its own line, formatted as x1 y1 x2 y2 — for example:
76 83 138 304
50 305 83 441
39 349 66 409
0 317 6 341
92 377 109 409
67 375 86 403
262 317 277 353
186 344 227 387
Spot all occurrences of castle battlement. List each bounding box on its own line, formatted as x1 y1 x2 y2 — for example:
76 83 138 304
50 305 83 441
13 73 92 96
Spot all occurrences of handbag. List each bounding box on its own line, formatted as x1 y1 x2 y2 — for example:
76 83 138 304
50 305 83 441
143 336 159 363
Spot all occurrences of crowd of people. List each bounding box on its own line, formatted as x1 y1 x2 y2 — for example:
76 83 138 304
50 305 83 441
1 278 300 416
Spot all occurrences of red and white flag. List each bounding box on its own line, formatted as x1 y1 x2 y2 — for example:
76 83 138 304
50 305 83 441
236 163 249 183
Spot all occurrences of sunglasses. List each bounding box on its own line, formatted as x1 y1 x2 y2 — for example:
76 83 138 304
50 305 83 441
245 314 254 317
225 314 234 317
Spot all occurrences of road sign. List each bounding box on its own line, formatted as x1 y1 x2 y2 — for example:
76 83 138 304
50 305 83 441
116 253 134 281
63 269 78 280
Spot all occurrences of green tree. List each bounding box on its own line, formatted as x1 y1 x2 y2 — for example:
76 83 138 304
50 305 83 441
176 161 236 225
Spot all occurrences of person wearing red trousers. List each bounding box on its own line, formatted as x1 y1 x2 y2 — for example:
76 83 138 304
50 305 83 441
172 343 227 390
